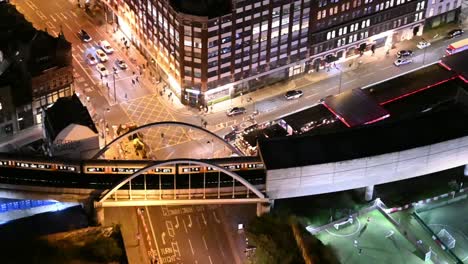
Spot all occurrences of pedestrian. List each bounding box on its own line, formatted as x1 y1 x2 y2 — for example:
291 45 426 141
161 133 164 138
132 79 135 85
125 93 128 100
136 76 139 82
106 82 109 88
358 248 362 254
133 71 136 76
367 217 371 223
354 240 358 247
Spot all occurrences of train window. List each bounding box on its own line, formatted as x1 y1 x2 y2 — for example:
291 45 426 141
0 161 8 166
207 167 214 171
87 167 105 172
154 168 173 173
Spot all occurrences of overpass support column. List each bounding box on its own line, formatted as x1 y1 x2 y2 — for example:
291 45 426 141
365 185 374 202
257 200 273 216
94 204 105 226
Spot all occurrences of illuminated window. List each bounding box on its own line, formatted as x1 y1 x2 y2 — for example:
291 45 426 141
317 11 322 19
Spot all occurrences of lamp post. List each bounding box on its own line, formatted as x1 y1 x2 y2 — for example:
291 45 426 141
422 39 427 65
338 67 343 94
112 67 117 103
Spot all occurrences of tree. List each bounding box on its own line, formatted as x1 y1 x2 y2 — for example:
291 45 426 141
246 214 340 264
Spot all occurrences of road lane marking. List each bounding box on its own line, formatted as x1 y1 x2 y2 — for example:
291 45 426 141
64 22 73 32
161 232 166 245
36 10 47 20
182 219 188 233
382 65 393 70
362 72 373 77
72 54 96 85
45 21 55 30
188 239 195 255
60 12 67 20
201 213 207 225
187 214 192 227
326 86 336 92
174 215 180 229
202 235 208 250
71 11 78 18
171 241 181 258
49 14 57 22
166 220 175 237
145 206 162 263
25 0 37 10
212 211 221 223
343 79 356 85
208 255 213 264
306 92 319 99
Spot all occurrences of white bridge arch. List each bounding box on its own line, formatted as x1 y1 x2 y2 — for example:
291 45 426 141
92 121 243 159
96 159 267 207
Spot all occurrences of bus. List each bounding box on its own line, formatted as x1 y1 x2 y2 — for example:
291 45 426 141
446 38 468 55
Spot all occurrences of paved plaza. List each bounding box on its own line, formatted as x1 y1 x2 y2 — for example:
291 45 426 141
316 210 425 264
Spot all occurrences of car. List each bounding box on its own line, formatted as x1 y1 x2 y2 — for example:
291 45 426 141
285 90 304 100
396 50 413 58
86 53 97 65
417 41 431 49
447 29 464 38
115 59 128 70
100 40 114 54
78 29 92 42
96 63 109 77
226 107 246 117
95 49 108 62
394 58 413 66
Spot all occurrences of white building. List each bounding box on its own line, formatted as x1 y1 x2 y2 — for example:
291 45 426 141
425 0 462 28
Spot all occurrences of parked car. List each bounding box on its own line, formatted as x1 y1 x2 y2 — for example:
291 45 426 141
226 107 246 117
86 53 97 65
397 50 413 58
78 29 92 42
284 90 304 100
115 59 128 70
417 41 431 49
394 58 413 66
447 29 464 38
96 63 109 77
95 49 108 62
100 40 114 54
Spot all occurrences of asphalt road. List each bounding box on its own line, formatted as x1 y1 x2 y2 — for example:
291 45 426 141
105 205 251 264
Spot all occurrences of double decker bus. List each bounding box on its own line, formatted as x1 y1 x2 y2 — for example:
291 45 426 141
446 38 468 55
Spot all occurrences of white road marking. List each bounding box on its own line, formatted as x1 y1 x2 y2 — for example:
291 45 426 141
60 12 67 20
212 211 221 224
187 214 192 228
188 239 195 255
64 23 73 32
161 232 166 245
174 215 180 228
202 235 208 250
201 213 207 225
382 65 393 70
326 86 337 92
343 79 356 85
71 11 78 18
45 21 55 30
182 219 188 233
306 92 319 99
145 207 162 264
72 54 96 86
25 0 37 10
36 10 47 20
49 14 57 22
208 255 213 264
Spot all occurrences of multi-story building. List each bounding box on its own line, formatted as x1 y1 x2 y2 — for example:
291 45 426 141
0 3 73 138
424 0 462 29
102 0 426 107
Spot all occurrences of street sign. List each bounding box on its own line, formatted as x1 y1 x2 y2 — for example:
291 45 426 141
424 250 431 262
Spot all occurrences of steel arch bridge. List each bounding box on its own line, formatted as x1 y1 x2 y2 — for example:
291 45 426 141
95 159 268 208
92 121 243 159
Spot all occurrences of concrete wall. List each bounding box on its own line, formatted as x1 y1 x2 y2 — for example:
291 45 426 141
266 135 468 199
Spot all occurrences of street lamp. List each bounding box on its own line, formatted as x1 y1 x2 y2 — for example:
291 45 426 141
421 38 427 65
102 107 111 146
112 67 117 103
338 67 343 94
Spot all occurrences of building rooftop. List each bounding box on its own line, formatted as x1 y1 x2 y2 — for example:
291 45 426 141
169 0 232 18
43 94 97 142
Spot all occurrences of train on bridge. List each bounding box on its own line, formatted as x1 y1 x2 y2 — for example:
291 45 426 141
0 154 266 190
